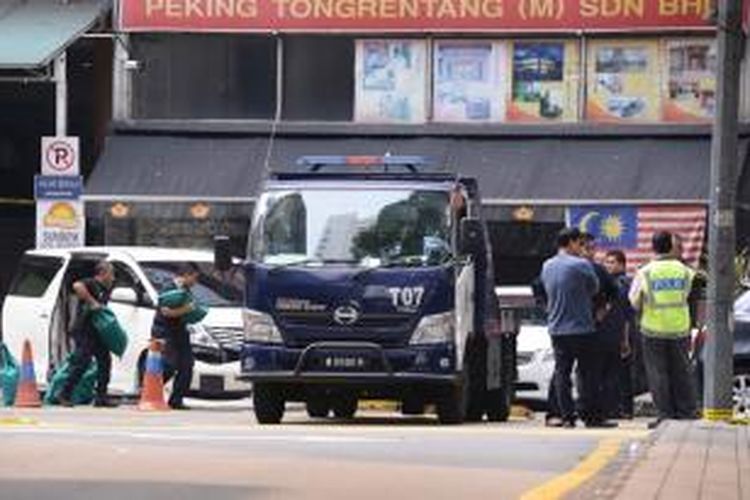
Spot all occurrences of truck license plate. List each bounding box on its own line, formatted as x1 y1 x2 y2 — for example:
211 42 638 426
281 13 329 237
325 356 366 369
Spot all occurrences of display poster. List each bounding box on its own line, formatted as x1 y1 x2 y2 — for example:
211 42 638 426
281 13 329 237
433 41 505 122
508 41 579 122
355 39 427 123
586 40 661 122
36 199 86 249
662 39 717 122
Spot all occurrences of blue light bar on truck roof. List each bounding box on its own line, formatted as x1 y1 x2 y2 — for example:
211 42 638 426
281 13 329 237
296 155 431 173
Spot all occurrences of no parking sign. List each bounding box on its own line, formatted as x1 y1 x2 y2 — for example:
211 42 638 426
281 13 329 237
41 136 79 176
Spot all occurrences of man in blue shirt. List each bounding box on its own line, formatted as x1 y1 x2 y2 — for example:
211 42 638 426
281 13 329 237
541 227 602 427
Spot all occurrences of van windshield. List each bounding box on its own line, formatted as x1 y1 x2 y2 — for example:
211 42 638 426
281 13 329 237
140 262 243 307
250 188 452 267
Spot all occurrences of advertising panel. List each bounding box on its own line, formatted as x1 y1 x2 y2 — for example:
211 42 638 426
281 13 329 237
120 0 719 32
36 200 86 249
355 39 427 123
662 38 716 122
508 40 579 122
586 39 661 122
433 41 506 122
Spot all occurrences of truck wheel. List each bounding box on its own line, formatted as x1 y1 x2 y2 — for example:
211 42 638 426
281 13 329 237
401 399 425 415
253 384 285 424
437 377 468 425
306 398 331 418
485 387 512 422
332 394 358 419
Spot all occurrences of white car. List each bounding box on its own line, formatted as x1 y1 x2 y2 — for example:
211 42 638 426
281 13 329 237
1 247 248 398
496 286 553 402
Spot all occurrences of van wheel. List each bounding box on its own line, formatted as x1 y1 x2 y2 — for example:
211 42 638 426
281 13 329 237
332 394 358 419
306 398 330 418
437 376 469 425
253 383 285 424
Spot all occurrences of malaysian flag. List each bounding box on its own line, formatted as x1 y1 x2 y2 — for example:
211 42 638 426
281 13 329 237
567 205 707 275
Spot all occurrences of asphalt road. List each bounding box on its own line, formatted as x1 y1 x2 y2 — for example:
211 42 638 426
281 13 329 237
0 400 649 500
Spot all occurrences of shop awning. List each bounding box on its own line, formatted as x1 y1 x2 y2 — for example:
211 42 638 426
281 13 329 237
0 0 110 70
85 133 750 204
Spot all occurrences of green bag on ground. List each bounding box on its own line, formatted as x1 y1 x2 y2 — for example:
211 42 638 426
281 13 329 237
0 343 19 406
44 354 98 405
90 307 128 357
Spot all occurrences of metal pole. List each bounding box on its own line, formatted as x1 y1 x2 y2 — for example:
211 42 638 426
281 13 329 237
704 0 744 421
54 52 67 136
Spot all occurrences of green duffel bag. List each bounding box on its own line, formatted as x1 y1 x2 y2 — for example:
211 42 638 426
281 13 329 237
44 354 98 405
158 288 192 308
90 307 128 357
182 304 208 324
0 343 19 406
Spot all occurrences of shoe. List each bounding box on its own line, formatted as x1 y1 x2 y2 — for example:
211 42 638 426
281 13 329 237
648 418 665 430
545 415 563 427
57 395 74 407
93 398 119 408
169 402 190 410
585 419 619 429
562 419 576 428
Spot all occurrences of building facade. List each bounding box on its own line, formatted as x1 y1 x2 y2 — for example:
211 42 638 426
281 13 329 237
82 0 750 283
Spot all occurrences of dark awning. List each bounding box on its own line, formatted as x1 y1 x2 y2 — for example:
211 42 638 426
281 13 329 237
0 0 110 70
85 133 750 204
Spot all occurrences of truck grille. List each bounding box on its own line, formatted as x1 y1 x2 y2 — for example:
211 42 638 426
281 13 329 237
277 311 414 330
205 326 244 352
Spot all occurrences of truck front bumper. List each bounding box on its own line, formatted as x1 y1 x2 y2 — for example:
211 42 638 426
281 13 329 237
238 341 457 385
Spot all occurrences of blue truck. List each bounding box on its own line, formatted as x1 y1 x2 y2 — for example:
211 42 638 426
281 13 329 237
221 156 516 424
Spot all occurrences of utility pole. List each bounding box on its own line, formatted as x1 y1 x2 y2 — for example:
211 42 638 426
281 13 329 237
704 0 745 421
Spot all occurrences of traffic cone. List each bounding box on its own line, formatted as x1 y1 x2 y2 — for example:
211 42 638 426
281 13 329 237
138 339 169 411
15 340 41 408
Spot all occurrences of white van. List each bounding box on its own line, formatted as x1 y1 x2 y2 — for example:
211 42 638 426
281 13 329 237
1 247 248 398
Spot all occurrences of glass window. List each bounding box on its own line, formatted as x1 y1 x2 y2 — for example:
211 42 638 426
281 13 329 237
355 39 428 123
509 40 580 122
663 38 716 122
586 39 661 122
433 40 507 122
8 255 64 298
282 37 354 121
140 261 244 307
131 34 276 119
251 187 451 267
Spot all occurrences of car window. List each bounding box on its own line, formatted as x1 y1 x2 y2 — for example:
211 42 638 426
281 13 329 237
140 261 244 307
8 255 64 298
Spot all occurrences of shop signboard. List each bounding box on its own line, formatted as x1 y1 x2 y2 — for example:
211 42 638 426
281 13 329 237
37 137 85 249
119 0 722 32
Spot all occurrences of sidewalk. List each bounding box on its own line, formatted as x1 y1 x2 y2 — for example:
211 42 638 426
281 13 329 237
614 420 750 499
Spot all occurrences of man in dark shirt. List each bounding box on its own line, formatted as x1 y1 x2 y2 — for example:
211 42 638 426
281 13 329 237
151 263 200 410
58 261 116 407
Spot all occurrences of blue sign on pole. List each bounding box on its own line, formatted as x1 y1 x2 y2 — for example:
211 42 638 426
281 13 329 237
34 175 83 200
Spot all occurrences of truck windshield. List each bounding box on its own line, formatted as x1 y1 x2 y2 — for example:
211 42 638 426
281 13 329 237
141 262 244 307
250 188 452 267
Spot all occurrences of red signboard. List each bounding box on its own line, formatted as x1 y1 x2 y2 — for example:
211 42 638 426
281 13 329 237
119 0 723 32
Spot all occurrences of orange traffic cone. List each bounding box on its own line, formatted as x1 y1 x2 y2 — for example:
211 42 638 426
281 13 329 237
15 339 41 408
138 339 169 411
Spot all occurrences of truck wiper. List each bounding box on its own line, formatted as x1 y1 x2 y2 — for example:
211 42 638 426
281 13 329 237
268 258 359 272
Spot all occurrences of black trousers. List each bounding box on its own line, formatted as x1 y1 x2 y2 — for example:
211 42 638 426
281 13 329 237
550 334 598 423
61 327 111 401
595 341 623 418
162 334 194 406
642 335 697 419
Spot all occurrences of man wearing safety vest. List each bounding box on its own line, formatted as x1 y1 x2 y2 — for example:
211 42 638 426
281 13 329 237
629 231 698 429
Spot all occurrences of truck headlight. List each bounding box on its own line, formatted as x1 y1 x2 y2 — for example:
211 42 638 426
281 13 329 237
188 323 220 350
410 312 454 345
243 309 283 343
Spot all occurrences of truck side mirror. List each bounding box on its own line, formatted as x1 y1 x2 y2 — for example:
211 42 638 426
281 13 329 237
459 218 484 257
214 235 232 272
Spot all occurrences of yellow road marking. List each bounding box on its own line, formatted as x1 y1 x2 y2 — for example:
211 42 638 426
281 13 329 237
519 437 624 500
0 417 39 426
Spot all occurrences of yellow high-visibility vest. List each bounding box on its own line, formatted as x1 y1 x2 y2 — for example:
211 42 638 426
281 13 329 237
637 259 695 337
